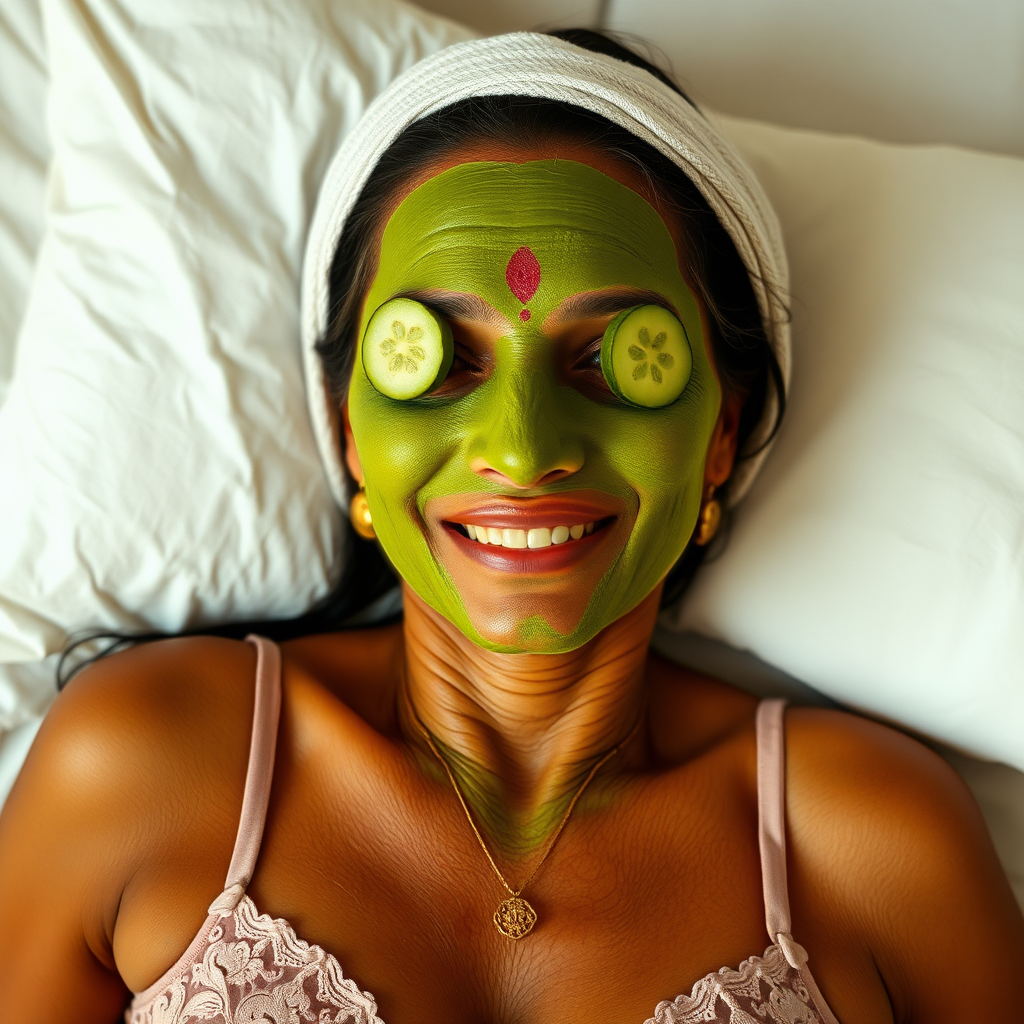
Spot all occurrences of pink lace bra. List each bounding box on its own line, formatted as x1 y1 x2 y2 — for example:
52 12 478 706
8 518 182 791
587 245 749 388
126 636 841 1024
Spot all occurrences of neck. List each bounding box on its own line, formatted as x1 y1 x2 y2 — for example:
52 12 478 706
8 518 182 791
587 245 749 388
399 583 658 855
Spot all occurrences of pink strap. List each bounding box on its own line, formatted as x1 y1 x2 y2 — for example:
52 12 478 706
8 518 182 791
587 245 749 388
756 698 791 942
756 699 843 1024
223 635 282 891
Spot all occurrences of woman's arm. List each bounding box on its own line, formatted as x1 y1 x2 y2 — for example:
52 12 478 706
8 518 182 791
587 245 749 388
0 671 137 1019
0 637 255 1023
786 709 1024 1023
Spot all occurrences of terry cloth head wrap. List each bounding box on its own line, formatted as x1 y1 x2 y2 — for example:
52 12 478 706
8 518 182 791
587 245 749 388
301 32 790 508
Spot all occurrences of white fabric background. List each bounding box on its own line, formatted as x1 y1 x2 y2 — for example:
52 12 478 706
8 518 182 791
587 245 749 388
415 0 601 35
0 0 48 405
0 0 472 730
417 0 1024 158
604 0 1024 159
665 115 1024 772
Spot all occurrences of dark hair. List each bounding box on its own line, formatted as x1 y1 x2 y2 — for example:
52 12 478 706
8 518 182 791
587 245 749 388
317 27 785 606
58 28 785 687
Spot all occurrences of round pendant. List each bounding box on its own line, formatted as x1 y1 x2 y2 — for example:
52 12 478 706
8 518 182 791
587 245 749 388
493 896 537 939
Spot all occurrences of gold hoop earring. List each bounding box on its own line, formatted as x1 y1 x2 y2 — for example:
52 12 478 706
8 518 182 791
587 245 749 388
694 486 721 547
349 483 376 540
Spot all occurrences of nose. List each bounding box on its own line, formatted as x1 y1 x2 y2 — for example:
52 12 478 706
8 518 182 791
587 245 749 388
467 353 584 489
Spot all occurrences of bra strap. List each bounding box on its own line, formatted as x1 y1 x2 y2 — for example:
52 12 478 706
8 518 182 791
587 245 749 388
756 699 796 945
215 635 282 905
756 699 843 1024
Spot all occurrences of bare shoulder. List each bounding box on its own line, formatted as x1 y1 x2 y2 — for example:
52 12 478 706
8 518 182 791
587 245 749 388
14 636 274 853
642 663 1024 1015
783 708 1024 1018
0 636 262 902
782 706 990 868
24 636 259 807
0 636 262 1013
782 705 1015 900
19 624 405 804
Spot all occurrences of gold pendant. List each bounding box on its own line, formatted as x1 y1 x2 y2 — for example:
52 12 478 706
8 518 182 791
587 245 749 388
493 896 537 939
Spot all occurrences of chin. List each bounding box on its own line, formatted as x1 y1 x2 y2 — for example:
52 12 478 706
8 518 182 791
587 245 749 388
468 619 597 656
450 590 627 655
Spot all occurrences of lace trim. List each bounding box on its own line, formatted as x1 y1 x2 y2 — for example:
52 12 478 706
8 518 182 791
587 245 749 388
126 894 383 1024
128 896 828 1024
646 943 827 1024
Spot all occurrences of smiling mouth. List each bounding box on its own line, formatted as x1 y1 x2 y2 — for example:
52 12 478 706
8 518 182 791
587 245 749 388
448 518 610 548
439 515 618 575
428 490 626 577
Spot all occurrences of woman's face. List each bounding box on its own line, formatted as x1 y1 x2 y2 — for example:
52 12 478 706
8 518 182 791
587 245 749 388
345 146 734 654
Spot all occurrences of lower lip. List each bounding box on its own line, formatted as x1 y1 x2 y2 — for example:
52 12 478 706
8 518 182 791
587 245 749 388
443 522 614 574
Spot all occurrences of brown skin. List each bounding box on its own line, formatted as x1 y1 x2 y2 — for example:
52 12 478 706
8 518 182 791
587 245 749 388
2 628 1022 1023
1 142 1022 1022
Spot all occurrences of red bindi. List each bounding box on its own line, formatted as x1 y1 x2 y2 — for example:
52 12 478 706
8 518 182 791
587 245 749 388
506 246 540 303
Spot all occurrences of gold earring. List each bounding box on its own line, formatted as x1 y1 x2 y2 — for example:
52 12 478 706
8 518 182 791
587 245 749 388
349 482 376 540
694 486 721 547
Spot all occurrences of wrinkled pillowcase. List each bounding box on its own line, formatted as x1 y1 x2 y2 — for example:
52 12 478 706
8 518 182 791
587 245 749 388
0 0 473 729
664 115 1024 772
0 0 48 404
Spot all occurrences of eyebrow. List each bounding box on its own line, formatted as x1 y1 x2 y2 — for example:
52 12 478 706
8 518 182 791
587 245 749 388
547 288 679 324
402 289 511 329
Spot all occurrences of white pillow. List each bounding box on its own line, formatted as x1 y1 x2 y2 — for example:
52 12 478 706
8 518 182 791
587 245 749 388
0 0 473 730
0 0 48 404
663 115 1024 772
414 0 602 35
606 0 1024 159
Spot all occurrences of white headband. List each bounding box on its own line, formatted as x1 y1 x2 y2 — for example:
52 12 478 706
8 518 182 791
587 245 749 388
301 33 790 508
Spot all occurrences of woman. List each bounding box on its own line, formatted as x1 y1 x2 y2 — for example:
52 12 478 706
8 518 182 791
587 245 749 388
0 31 1021 1024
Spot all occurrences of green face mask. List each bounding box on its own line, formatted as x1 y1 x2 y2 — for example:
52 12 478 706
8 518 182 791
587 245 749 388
347 160 722 653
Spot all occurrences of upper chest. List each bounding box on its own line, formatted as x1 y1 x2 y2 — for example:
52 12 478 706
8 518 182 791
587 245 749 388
111 673 887 1024
123 721 775 1022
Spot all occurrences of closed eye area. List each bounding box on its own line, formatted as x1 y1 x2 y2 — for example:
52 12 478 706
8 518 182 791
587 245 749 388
396 286 681 402
399 289 502 397
549 288 682 402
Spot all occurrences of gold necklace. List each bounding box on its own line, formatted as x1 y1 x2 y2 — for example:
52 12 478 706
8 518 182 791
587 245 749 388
410 703 642 940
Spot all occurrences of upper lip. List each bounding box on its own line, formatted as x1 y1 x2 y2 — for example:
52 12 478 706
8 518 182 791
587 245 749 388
427 490 626 530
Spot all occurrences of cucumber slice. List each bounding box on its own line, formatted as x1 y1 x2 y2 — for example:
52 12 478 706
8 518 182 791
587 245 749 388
600 304 692 408
362 298 454 400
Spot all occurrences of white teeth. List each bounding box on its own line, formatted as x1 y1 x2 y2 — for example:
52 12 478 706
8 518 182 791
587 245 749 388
462 521 598 547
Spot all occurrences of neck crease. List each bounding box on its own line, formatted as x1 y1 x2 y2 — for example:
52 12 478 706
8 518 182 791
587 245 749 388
399 583 657 856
